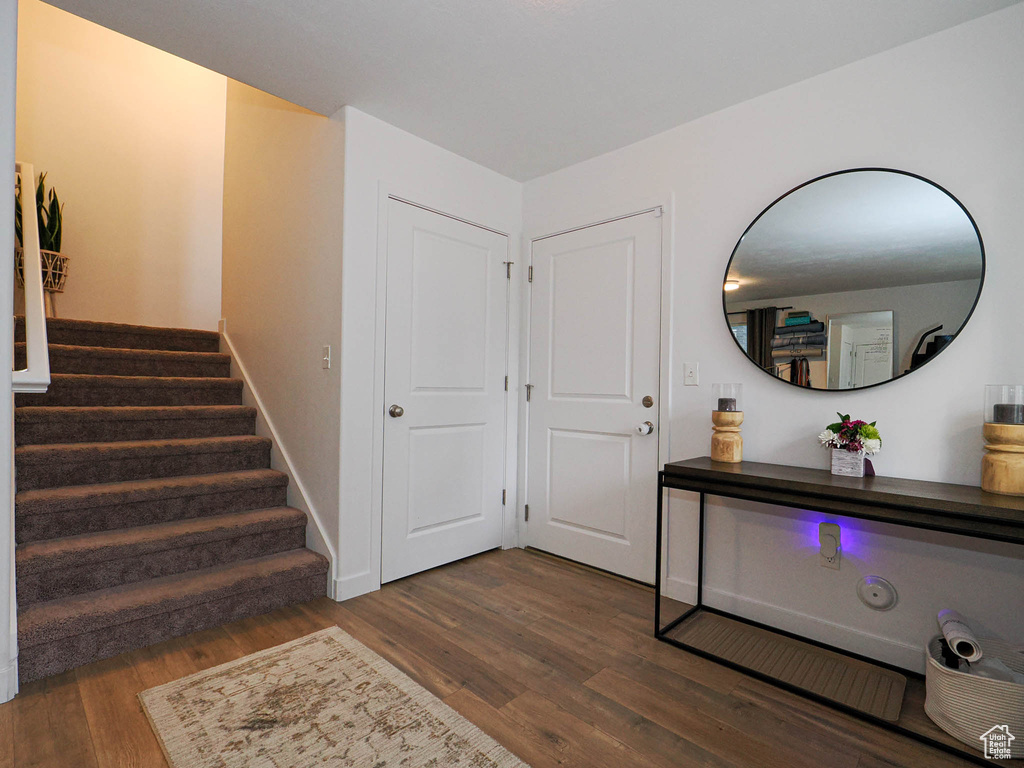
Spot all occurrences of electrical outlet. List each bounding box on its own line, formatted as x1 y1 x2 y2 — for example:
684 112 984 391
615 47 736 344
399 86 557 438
819 522 841 570
322 345 332 370
683 362 699 386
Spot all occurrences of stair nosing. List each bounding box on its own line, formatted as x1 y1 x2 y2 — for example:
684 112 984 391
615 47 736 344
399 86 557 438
16 506 307 572
14 315 221 341
15 434 271 460
15 342 230 362
15 468 288 513
38 373 242 387
17 549 329 647
15 405 257 422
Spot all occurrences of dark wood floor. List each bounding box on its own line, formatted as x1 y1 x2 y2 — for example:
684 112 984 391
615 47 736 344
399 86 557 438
0 548 985 767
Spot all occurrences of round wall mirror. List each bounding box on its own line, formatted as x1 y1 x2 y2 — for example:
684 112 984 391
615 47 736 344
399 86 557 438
723 168 984 390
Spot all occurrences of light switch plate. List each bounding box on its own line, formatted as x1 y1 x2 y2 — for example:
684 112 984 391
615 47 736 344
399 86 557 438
322 345 332 369
683 362 699 386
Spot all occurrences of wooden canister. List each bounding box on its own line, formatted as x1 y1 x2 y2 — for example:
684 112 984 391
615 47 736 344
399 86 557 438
711 410 743 463
982 422 1024 496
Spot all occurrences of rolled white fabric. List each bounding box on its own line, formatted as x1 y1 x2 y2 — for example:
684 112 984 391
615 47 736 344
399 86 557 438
969 657 1024 684
938 609 983 662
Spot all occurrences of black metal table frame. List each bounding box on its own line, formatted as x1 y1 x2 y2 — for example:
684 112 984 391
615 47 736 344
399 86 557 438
654 469 998 767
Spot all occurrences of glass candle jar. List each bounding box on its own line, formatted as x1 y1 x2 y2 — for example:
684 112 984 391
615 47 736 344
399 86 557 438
985 385 1024 424
713 383 743 413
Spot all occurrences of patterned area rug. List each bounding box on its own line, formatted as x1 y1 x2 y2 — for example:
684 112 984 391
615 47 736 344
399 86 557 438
140 627 529 767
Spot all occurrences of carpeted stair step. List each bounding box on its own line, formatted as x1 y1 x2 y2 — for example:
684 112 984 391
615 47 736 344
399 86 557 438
16 342 231 378
15 405 257 445
16 507 308 605
16 373 243 407
16 435 272 491
15 316 220 353
12 315 328 686
15 469 289 543
17 548 329 683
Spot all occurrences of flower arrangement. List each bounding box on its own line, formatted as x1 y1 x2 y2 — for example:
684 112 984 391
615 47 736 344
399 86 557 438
819 413 881 455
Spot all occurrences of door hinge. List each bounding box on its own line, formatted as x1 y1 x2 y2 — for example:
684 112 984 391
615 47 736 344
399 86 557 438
504 261 513 279
525 383 533 402
528 266 533 283
504 375 508 391
524 504 530 521
502 489 507 505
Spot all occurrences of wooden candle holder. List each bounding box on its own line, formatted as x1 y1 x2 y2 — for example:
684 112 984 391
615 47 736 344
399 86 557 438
982 422 1024 496
711 410 743 463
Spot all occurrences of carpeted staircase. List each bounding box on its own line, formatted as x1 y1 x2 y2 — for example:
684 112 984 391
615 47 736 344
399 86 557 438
13 317 329 683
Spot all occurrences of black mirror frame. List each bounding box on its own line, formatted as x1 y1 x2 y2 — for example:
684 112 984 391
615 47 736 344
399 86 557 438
722 167 986 392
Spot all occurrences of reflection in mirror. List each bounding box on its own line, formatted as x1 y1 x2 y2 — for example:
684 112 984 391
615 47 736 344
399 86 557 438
825 311 892 389
724 169 984 390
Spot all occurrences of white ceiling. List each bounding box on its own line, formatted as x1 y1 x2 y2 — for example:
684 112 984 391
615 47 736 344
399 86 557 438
724 170 984 303
41 0 1022 181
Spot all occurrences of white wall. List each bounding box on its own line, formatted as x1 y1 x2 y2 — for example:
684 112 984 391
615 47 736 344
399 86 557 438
15 0 225 330
337 107 523 599
221 79 345 587
1 0 19 706
524 5 1024 672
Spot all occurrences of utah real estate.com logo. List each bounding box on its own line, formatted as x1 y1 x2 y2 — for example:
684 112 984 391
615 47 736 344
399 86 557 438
980 725 1015 760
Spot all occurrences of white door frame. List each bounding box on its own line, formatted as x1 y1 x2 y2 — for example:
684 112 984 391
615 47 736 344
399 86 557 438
1 0 18 704
370 187 521 588
517 195 675 578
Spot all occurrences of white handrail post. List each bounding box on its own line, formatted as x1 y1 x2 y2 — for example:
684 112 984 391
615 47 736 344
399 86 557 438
12 161 50 393
3 0 19 702
7 156 54 698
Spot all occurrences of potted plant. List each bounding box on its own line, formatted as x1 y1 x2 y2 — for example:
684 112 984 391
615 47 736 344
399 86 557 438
15 171 69 316
818 413 881 477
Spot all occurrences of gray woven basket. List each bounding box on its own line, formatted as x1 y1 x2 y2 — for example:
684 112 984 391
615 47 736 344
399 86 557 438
925 636 1024 757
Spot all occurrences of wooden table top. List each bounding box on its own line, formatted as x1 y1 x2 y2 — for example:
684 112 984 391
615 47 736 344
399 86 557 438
662 457 1024 544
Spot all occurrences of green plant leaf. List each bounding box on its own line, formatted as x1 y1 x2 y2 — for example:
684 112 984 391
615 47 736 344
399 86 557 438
860 424 880 440
13 171 65 253
14 174 22 245
46 191 61 251
24 173 65 253
54 202 63 252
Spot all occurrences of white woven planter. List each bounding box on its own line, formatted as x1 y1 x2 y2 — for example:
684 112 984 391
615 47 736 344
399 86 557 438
924 636 1024 758
830 448 865 477
15 246 70 292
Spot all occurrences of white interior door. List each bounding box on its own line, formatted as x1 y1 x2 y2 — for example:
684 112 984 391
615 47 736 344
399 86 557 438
526 211 662 583
381 200 509 583
828 312 894 388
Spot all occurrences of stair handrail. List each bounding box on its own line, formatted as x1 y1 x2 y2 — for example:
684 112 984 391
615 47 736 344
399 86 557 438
12 161 50 393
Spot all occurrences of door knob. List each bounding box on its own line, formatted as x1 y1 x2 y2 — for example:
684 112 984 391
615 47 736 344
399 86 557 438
389 404 405 418
636 421 654 435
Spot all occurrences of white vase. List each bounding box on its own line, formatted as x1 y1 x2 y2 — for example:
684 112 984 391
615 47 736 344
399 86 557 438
831 448 865 477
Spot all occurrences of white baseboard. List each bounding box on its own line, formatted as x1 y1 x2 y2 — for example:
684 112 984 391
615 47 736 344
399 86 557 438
0 658 17 704
702 586 925 673
219 324 338 599
335 570 379 601
663 575 696 605
659 575 923 672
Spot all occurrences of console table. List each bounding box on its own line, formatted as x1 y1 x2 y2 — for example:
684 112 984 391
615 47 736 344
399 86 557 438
655 457 1024 766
